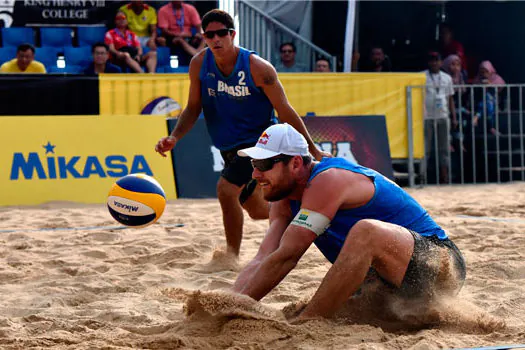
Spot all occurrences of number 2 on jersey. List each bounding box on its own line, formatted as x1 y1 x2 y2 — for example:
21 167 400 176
238 71 246 85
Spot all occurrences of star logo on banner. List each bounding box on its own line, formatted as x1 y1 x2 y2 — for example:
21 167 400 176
43 141 56 154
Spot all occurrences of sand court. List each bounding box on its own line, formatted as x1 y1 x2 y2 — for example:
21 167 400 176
0 183 524 349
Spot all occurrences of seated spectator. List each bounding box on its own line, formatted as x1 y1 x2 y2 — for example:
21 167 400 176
0 43 46 74
358 46 392 72
314 58 331 72
105 11 157 73
439 24 467 73
119 0 159 51
275 42 307 73
84 42 122 75
157 1 205 65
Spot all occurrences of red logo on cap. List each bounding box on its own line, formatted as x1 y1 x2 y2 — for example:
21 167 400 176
258 132 269 145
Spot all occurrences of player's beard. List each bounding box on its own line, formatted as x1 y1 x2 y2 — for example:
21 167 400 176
263 178 295 202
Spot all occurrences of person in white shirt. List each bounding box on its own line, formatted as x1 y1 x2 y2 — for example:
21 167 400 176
424 51 457 183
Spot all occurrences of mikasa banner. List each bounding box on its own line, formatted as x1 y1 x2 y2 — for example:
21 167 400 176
0 115 177 206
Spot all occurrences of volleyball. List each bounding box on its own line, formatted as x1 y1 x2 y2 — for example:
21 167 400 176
107 173 166 228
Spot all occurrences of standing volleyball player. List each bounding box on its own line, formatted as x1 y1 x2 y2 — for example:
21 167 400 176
155 9 329 258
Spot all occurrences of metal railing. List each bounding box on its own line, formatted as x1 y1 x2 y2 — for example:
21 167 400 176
236 0 337 72
405 84 525 187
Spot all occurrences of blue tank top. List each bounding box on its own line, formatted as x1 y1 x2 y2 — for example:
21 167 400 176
199 47 277 150
290 158 447 264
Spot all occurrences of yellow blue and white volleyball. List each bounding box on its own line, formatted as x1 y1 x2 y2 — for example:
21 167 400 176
107 173 166 228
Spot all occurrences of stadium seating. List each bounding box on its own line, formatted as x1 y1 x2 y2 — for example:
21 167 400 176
64 46 92 67
158 66 190 73
35 46 63 69
48 65 84 74
40 28 73 47
77 26 107 47
1 27 34 47
156 47 170 67
0 46 16 65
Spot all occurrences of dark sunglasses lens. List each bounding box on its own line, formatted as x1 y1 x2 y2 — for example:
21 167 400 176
252 159 273 172
204 29 230 39
216 29 230 37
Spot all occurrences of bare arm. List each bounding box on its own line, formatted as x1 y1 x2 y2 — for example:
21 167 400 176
237 170 349 301
250 56 330 160
169 51 204 140
149 24 158 40
449 94 457 127
107 43 120 57
232 200 292 292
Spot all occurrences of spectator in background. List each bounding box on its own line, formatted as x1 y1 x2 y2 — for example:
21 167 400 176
119 0 159 51
84 42 122 75
439 24 467 72
443 54 468 183
424 52 456 184
358 46 392 72
443 54 468 113
157 1 205 65
473 60 505 86
0 44 46 74
472 61 504 136
105 11 157 73
275 42 307 72
314 58 331 72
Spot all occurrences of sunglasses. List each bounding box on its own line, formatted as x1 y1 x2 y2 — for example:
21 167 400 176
251 156 290 172
203 28 233 39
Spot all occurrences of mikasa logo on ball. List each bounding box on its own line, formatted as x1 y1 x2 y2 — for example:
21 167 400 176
112 200 139 213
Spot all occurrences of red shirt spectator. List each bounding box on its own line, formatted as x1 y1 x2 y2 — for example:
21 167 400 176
158 1 201 37
104 28 140 51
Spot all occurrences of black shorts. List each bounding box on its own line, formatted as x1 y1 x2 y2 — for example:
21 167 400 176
397 230 467 299
220 143 255 188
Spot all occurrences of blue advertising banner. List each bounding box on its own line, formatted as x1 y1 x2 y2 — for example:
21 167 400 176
168 116 393 198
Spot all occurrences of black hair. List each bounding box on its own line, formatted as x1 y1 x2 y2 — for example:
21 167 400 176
92 42 109 53
202 9 234 32
17 43 35 54
280 42 296 53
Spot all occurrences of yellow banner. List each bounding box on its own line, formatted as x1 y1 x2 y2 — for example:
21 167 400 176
0 115 176 206
99 73 425 159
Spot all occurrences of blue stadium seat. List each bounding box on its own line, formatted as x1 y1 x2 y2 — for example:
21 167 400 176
77 26 106 47
64 46 92 67
157 47 170 66
48 65 83 74
1 27 34 46
35 46 63 68
40 28 73 47
0 46 17 65
159 65 190 73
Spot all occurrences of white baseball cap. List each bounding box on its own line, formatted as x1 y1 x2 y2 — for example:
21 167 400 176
237 123 309 159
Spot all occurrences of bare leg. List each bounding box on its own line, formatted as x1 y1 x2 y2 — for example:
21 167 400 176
217 177 244 256
242 185 269 220
143 51 157 73
298 219 415 319
124 55 143 73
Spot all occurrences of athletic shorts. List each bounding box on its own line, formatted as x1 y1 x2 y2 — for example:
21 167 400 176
397 230 467 299
220 143 258 204
220 143 254 187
